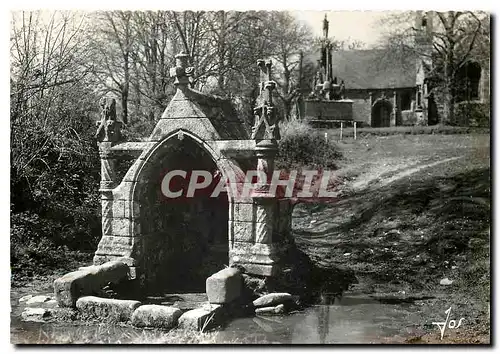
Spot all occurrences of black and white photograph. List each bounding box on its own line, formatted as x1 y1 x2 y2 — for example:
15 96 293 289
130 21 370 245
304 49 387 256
8 3 491 345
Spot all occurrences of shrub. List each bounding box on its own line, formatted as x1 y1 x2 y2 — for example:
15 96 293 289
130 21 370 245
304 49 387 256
453 102 490 127
276 120 342 170
11 210 93 279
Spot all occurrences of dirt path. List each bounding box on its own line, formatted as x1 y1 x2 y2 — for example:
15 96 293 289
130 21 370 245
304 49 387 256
345 155 465 193
377 156 464 188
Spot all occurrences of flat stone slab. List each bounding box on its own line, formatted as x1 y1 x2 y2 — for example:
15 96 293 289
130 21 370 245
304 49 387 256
19 295 33 303
206 267 242 304
19 294 58 310
178 304 223 331
146 293 209 310
253 293 292 308
131 305 182 329
54 260 129 308
76 296 141 322
26 294 53 305
20 307 77 323
21 308 52 322
255 303 286 315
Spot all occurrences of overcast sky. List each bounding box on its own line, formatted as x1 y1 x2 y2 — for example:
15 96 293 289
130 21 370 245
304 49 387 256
293 11 400 48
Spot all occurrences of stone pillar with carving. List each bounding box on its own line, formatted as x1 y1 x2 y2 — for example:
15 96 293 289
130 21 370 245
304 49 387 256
251 59 279 233
99 146 115 238
231 59 289 277
95 97 122 249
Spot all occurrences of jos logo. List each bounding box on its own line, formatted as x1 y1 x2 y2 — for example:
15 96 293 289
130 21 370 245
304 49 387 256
432 307 465 340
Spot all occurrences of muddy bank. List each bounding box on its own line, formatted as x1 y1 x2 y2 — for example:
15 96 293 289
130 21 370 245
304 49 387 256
289 135 490 342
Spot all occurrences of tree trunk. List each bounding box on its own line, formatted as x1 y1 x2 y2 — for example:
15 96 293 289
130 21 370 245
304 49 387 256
122 55 130 124
282 61 291 121
442 47 455 125
121 89 128 125
217 12 226 93
283 99 292 122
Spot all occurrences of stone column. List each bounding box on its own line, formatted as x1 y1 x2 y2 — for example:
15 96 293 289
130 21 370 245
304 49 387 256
253 140 278 245
229 59 289 277
391 91 397 126
368 92 373 126
241 138 283 277
98 143 116 238
93 97 123 266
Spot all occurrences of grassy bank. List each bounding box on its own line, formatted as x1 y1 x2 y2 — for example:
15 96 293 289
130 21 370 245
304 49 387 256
11 323 219 344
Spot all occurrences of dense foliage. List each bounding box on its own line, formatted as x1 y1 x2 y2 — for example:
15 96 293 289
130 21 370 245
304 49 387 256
276 121 342 170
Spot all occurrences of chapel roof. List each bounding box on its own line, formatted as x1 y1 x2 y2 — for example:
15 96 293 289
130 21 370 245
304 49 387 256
305 49 419 90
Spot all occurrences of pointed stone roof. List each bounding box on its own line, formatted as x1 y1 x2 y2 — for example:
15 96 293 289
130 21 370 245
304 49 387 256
150 87 249 140
148 52 249 141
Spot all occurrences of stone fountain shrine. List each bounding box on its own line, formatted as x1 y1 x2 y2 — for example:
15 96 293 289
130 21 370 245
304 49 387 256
52 53 299 324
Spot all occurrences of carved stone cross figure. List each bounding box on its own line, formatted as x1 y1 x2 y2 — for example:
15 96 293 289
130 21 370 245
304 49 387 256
95 97 122 143
251 59 280 141
169 52 195 87
340 80 346 99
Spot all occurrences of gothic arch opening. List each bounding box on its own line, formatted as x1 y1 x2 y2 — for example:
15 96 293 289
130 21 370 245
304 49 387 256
372 100 392 127
457 61 482 102
136 134 229 294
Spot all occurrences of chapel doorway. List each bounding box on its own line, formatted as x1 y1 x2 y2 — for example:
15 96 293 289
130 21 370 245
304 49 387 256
372 100 392 127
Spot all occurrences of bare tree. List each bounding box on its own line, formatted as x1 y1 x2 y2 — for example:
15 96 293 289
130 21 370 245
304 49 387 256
129 10 176 121
90 11 134 124
169 11 217 89
379 11 489 124
266 11 313 121
11 10 94 181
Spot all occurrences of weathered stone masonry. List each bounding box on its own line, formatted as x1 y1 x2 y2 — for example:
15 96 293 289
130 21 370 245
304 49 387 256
92 52 292 290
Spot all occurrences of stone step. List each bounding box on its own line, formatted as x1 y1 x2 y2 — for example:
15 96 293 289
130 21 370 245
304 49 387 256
131 305 182 329
178 303 224 331
145 293 208 310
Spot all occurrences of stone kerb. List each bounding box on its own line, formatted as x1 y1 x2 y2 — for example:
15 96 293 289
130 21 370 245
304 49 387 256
54 260 130 308
76 296 141 322
206 267 242 304
131 305 182 329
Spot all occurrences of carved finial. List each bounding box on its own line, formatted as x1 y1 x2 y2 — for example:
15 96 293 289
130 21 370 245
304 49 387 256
251 59 280 141
265 60 272 82
170 52 194 87
323 14 329 39
95 97 122 143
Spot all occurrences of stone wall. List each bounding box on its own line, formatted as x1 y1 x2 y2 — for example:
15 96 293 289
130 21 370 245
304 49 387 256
346 88 418 127
401 110 417 125
303 100 353 122
350 98 371 125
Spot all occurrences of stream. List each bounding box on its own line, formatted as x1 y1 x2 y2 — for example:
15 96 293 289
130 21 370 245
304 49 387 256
11 287 429 344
